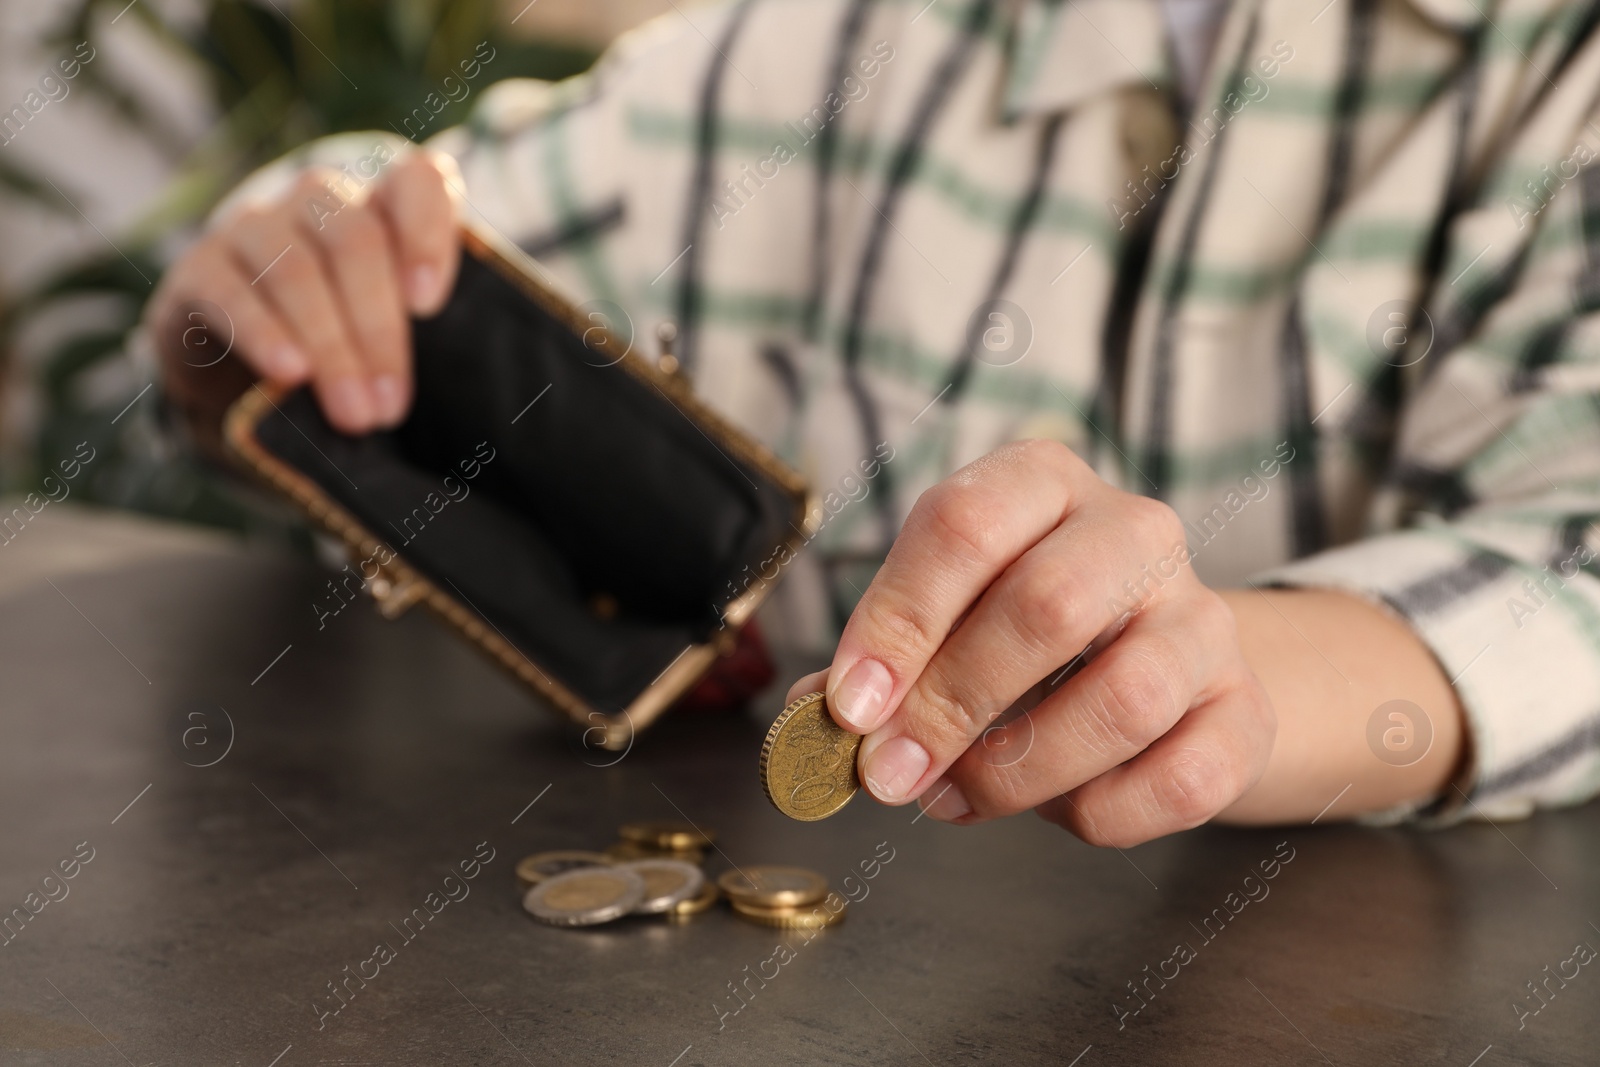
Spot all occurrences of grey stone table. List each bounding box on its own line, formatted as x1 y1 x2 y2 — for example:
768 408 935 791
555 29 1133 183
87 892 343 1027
1 507 1596 1066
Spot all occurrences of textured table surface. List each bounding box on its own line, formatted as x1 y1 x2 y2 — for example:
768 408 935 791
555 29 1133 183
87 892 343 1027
0 510 1596 1067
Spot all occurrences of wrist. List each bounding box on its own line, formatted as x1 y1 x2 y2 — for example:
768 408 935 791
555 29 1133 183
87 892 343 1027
1213 587 1467 825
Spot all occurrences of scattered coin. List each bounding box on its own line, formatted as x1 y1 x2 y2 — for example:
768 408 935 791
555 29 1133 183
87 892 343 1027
730 896 847 930
622 859 706 914
604 840 705 865
515 850 612 891
620 820 715 851
759 691 860 821
667 879 720 921
523 867 646 927
718 865 829 908
604 840 654 862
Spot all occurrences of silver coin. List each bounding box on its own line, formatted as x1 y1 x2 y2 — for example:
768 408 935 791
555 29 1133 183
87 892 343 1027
523 866 646 927
619 859 705 914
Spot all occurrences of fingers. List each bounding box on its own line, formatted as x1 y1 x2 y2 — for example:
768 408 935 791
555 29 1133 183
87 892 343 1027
924 592 1238 822
227 195 375 434
223 160 454 433
825 440 1091 734
154 151 458 436
1033 678 1275 848
376 151 460 315
303 171 412 424
160 239 309 385
858 492 1189 806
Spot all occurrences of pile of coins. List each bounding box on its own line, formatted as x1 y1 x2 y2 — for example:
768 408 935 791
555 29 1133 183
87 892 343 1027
517 821 717 926
517 820 843 931
718 865 846 929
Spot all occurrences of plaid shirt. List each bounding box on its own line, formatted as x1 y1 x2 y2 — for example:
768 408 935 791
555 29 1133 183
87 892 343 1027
234 0 1600 823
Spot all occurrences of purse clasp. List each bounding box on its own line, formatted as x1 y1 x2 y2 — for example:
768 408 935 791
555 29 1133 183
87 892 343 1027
366 572 425 619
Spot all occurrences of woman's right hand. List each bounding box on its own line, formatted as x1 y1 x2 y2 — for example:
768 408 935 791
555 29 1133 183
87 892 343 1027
147 150 462 435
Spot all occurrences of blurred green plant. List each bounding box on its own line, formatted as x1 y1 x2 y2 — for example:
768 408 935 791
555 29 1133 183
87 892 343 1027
0 0 595 531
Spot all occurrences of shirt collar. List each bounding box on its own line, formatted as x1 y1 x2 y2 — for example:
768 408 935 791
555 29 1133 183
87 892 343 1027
1000 0 1172 122
1404 0 1489 30
999 0 1485 122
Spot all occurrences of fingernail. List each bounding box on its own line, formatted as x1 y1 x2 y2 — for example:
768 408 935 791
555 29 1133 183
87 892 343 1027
325 377 372 432
272 344 309 379
407 264 440 311
369 375 406 425
832 658 893 730
860 735 930 804
918 778 972 823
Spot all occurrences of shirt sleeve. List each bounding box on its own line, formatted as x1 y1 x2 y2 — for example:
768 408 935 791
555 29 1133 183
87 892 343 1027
1257 122 1600 826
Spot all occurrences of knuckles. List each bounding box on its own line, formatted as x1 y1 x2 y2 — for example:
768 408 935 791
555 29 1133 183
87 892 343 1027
315 200 384 255
263 241 320 293
1005 560 1087 651
1155 753 1235 830
1001 437 1084 479
913 480 1009 565
1045 795 1127 848
1122 493 1186 552
857 590 947 664
384 152 453 216
222 205 275 253
291 168 341 217
904 662 986 752
1082 648 1183 754
391 149 442 184
907 438 1089 565
945 759 1023 822
1065 812 1118 848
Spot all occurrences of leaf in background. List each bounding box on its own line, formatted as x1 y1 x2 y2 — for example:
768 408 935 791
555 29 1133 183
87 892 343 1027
40 328 130 407
0 156 76 216
7 0 597 531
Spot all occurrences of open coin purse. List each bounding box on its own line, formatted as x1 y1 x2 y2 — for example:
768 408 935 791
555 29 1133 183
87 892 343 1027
224 223 812 749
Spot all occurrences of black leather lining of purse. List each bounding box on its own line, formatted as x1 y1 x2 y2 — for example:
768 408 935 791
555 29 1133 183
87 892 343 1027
225 224 812 747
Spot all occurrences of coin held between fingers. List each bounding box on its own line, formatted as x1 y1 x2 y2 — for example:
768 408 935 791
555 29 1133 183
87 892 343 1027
760 692 861 821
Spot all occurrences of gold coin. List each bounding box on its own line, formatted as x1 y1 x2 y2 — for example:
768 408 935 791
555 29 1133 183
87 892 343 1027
730 895 847 930
604 841 652 862
515 850 612 891
523 868 645 926
605 840 705 865
759 691 860 821
717 866 829 908
619 820 715 851
666 879 720 921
